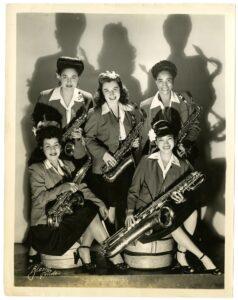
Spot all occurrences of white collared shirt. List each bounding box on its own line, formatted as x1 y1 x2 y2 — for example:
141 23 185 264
148 151 180 179
44 159 65 176
150 91 180 110
49 87 84 124
101 102 133 141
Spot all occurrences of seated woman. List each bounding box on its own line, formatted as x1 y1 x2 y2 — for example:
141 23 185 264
84 71 141 232
125 117 221 275
27 125 128 273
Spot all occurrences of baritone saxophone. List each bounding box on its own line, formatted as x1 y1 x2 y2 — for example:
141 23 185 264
102 171 205 258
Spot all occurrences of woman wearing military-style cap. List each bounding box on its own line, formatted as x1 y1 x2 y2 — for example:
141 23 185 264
140 60 201 159
126 114 222 275
32 56 93 166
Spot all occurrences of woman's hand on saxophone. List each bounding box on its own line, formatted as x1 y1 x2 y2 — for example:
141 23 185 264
103 152 117 168
171 191 186 204
99 205 109 220
71 128 83 140
125 213 136 228
61 182 79 193
132 137 140 149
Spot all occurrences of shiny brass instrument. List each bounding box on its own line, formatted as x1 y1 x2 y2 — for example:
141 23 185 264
46 157 92 227
62 107 87 157
102 171 205 257
176 103 201 158
101 120 144 183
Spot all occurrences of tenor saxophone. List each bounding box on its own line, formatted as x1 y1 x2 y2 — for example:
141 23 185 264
102 171 205 258
46 157 92 227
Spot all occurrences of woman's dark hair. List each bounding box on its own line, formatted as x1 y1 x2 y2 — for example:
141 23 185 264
32 103 62 127
151 60 177 80
94 71 129 107
56 56 84 76
36 126 63 148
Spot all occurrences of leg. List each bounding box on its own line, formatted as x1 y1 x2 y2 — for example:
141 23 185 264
177 211 198 265
172 226 217 270
87 214 126 266
183 210 198 235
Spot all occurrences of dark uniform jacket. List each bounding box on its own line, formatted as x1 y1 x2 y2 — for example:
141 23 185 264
140 91 200 153
84 102 140 174
35 87 93 159
29 159 105 226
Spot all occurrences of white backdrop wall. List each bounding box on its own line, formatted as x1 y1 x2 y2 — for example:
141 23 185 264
15 13 225 242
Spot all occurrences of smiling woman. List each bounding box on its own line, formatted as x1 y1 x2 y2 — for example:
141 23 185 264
26 125 128 274
84 71 142 233
140 60 201 158
32 56 93 166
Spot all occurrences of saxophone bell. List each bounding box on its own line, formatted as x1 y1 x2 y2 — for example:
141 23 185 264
64 141 75 156
156 205 175 228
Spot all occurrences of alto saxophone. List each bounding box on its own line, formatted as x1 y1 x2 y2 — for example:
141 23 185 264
102 171 205 258
101 120 144 183
62 106 88 157
46 157 92 227
175 103 201 158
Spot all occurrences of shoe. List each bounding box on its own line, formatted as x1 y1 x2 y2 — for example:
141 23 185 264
199 254 223 275
108 260 129 273
27 253 41 267
76 246 96 274
172 250 195 274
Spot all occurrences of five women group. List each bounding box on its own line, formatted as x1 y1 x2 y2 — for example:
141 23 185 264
26 56 221 275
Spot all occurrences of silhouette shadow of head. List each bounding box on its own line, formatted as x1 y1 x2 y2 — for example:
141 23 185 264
97 22 142 105
163 14 192 55
98 22 136 75
55 13 86 53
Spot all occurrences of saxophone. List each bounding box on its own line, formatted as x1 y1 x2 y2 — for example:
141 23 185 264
101 120 144 183
175 103 201 158
62 106 88 157
46 157 92 227
101 171 205 258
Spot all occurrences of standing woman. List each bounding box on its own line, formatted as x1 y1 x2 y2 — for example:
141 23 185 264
33 56 93 165
84 71 141 231
140 60 200 158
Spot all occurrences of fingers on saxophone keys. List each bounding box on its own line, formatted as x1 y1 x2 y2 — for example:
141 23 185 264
69 183 78 193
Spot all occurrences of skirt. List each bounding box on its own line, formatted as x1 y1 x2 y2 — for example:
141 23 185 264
26 201 98 256
87 164 135 229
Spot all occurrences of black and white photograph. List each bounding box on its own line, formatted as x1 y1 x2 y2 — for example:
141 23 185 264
4 3 235 297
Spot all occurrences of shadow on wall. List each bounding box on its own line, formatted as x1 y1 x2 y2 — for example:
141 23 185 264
20 13 98 239
143 14 226 239
97 22 143 106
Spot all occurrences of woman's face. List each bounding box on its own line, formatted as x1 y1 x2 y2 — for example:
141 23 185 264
102 80 120 104
59 68 79 89
155 70 174 97
43 138 61 164
156 134 175 154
